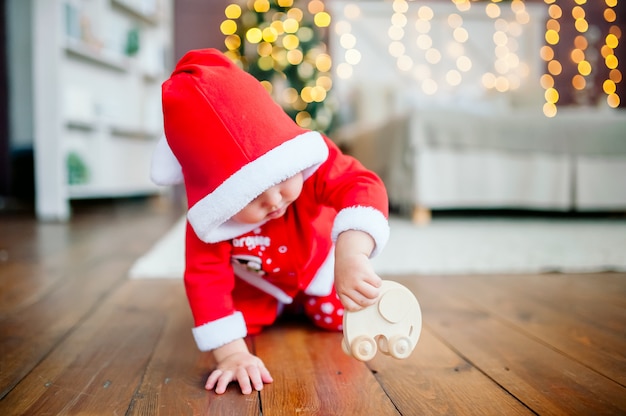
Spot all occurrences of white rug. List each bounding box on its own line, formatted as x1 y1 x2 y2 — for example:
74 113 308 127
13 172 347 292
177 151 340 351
129 216 626 278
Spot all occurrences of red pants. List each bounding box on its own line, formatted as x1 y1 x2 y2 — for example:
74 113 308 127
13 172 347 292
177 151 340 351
232 278 344 335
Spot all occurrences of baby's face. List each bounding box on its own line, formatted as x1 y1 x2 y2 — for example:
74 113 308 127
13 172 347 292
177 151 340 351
232 173 304 224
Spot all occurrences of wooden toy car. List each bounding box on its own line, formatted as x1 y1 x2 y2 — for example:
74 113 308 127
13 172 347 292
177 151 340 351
342 280 422 361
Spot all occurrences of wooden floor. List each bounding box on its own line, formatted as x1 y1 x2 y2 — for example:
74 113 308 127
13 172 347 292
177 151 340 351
1 197 625 415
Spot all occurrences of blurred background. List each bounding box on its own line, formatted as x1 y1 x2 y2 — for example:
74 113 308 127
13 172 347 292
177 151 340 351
0 0 624 224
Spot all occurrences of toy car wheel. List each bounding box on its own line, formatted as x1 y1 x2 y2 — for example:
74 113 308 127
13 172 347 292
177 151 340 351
377 336 390 355
351 335 377 361
389 335 413 359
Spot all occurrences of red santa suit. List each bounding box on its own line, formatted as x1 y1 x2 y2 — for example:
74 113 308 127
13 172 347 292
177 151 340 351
151 49 389 352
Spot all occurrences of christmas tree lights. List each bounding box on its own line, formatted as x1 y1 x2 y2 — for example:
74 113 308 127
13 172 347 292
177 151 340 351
220 0 334 132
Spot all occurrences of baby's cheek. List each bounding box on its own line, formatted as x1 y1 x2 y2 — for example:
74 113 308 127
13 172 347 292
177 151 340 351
232 205 265 224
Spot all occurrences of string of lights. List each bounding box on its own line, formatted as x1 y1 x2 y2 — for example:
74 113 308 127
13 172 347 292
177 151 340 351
542 0 621 116
222 0 621 122
602 0 621 108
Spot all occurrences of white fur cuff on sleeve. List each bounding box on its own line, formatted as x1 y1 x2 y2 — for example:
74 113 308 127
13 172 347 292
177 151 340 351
331 206 390 257
191 311 247 352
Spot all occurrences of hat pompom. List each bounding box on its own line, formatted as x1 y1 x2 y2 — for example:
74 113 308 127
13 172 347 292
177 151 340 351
151 135 184 185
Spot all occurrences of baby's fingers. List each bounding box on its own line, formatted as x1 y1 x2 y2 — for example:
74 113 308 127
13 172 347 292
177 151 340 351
206 369 235 394
206 360 273 395
205 369 222 391
259 362 274 384
236 367 253 394
364 273 383 288
245 362 273 392
339 291 370 312
357 280 381 301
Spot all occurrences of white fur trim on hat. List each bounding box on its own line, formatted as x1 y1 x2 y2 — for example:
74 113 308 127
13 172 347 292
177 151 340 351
151 135 183 185
331 206 390 257
191 311 247 352
188 131 328 243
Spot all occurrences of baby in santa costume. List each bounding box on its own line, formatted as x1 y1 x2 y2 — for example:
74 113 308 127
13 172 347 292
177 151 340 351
151 48 390 395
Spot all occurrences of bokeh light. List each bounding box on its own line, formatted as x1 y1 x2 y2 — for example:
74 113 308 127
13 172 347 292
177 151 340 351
221 0 335 131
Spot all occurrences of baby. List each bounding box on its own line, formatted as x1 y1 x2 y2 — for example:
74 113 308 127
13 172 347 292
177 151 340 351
151 48 390 394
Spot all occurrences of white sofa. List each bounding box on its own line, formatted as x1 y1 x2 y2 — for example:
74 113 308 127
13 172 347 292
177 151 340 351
335 106 626 223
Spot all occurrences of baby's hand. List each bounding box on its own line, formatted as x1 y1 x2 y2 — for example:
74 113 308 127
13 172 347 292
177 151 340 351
207 339 273 394
334 230 382 311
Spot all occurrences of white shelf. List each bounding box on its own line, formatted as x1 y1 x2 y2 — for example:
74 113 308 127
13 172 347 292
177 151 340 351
64 38 129 71
33 0 172 220
142 71 164 83
68 183 160 199
110 125 161 140
111 0 160 25
66 119 97 131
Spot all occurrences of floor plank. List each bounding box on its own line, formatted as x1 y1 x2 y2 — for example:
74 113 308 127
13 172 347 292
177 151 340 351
493 274 626 336
0 256 131 400
0 200 180 400
256 320 400 415
367 327 534 415
0 219 97 314
447 274 626 386
397 275 626 416
127 281 261 416
2 198 626 415
0 280 169 415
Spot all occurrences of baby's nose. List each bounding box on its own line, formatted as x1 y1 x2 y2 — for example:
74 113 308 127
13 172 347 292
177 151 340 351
263 188 282 207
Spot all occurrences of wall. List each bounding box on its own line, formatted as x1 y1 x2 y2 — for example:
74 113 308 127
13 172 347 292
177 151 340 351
7 0 33 149
0 0 7 197
173 0 231 60
0 0 34 203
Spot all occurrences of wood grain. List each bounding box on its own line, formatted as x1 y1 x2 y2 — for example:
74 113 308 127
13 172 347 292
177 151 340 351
397 275 626 415
1 198 625 415
367 327 534 415
256 320 400 415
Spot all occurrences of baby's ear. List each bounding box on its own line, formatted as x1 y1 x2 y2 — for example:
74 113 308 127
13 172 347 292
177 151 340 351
151 135 184 185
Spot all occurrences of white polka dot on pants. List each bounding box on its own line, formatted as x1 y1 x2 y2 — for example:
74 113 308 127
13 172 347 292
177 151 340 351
320 302 334 314
303 288 344 332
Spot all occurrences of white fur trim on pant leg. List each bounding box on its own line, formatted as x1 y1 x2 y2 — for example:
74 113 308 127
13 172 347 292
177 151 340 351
191 311 247 352
331 206 390 257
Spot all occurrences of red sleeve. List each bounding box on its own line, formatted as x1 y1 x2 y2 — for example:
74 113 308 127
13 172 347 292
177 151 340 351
313 135 389 218
310 135 390 255
183 221 235 327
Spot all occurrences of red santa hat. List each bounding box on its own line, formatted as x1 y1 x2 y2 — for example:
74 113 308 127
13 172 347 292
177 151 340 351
151 49 328 242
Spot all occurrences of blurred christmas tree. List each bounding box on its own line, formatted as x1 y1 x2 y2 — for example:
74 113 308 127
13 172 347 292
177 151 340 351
220 0 335 133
